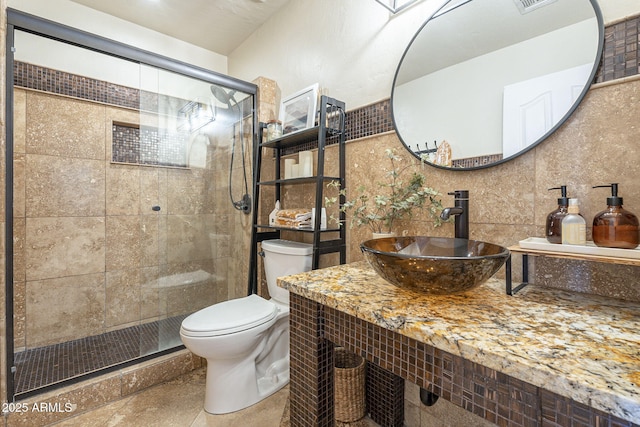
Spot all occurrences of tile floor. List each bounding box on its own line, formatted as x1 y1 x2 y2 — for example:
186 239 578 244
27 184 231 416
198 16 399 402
50 368 290 426
48 367 379 427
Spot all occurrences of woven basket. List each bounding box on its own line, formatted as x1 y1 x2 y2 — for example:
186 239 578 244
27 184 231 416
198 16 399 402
334 348 366 423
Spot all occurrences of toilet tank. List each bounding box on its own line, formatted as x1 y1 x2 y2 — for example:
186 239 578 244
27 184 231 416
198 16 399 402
261 239 313 304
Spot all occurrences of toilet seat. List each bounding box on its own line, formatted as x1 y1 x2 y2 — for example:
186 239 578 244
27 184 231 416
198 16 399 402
181 294 277 337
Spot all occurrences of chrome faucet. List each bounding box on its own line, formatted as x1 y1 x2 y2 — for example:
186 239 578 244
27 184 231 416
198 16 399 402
440 190 469 239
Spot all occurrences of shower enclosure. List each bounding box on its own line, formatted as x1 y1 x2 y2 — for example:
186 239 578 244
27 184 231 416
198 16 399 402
6 10 256 399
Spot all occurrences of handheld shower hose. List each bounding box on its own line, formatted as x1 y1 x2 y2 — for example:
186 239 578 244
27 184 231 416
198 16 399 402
211 85 251 215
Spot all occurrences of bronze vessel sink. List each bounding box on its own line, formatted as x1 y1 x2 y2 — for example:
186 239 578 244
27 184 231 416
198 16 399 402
361 236 510 294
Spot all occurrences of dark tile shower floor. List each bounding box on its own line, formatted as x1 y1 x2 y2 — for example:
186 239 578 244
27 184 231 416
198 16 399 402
14 315 187 396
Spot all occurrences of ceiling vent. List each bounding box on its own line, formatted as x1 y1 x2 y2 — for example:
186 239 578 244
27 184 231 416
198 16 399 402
513 0 557 14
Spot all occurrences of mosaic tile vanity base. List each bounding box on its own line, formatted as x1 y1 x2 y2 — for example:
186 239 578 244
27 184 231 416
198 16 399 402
290 292 639 427
365 363 404 427
289 294 335 427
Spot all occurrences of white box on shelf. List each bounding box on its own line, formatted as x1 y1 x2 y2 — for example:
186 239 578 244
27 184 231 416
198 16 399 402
284 159 297 179
311 208 327 230
299 151 313 177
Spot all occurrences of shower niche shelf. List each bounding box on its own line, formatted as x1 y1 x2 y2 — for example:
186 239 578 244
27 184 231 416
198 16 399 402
249 95 347 294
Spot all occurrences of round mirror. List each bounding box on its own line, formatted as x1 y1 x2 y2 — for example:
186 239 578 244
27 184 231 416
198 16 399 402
391 0 604 170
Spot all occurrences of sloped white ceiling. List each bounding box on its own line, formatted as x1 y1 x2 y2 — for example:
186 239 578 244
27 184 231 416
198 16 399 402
70 0 291 55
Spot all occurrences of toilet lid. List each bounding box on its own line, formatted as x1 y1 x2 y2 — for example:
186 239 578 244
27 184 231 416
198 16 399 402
181 294 278 337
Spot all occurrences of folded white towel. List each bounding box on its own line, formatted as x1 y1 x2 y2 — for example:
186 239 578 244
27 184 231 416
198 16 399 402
294 212 312 221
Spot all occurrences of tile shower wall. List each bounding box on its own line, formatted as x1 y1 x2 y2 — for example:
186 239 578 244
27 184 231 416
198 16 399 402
12 75 245 350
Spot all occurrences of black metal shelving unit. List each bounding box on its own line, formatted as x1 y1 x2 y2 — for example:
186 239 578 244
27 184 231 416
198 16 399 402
248 96 347 294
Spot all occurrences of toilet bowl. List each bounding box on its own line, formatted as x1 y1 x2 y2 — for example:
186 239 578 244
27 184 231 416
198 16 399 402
180 239 312 414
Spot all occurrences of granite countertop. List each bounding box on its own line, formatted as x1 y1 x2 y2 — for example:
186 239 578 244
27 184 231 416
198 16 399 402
278 261 640 424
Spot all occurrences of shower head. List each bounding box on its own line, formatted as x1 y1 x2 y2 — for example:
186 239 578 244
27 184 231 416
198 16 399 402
210 85 237 107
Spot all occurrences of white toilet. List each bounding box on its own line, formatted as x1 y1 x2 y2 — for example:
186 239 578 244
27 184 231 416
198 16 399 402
180 239 313 414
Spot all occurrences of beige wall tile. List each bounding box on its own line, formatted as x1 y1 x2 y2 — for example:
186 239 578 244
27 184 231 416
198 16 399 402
106 216 141 271
140 266 161 321
140 214 160 267
12 281 25 351
164 279 217 317
336 80 640 295
25 154 105 217
106 164 140 216
157 214 169 267
105 268 141 328
255 76 280 123
338 81 638 249
15 89 248 345
165 168 208 215
534 80 640 234
13 153 25 218
13 89 26 154
166 214 212 265
26 273 105 347
403 381 497 427
418 396 497 427
25 217 105 281
12 217 25 283
140 167 166 215
25 92 106 160
209 231 230 260
213 256 231 301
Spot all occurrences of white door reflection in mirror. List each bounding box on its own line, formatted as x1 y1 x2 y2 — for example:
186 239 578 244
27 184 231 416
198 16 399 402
502 63 592 158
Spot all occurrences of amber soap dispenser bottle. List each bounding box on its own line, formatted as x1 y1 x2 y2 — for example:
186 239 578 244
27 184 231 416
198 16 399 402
546 186 570 244
592 183 639 249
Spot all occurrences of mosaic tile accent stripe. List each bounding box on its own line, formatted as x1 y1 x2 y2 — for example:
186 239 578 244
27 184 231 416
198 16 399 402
595 14 640 83
452 153 503 169
14 315 186 396
14 61 140 109
345 99 394 141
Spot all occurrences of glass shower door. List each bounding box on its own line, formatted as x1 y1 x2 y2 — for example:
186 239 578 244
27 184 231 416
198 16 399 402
137 65 255 356
9 23 255 398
